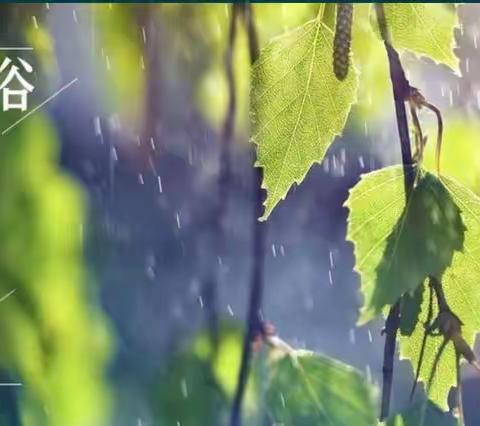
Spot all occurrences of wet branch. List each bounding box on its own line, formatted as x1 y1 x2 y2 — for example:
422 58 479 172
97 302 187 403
202 2 240 350
229 4 265 426
375 4 414 421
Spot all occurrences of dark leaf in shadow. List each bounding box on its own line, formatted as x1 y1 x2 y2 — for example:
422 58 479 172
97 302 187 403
370 171 465 318
385 399 458 426
400 281 425 337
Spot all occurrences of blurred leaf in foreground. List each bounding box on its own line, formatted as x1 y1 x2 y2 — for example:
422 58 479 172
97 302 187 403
152 322 261 426
0 113 113 426
266 350 376 426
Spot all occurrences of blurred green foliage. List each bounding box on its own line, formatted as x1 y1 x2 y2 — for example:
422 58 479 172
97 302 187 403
266 350 376 426
0 111 113 426
95 4 145 124
423 116 480 194
161 4 319 135
151 322 262 426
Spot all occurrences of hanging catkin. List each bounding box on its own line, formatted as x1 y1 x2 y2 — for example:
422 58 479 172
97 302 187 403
333 4 353 80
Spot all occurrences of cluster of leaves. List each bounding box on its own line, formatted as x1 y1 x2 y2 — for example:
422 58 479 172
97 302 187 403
250 2 480 424
252 3 459 219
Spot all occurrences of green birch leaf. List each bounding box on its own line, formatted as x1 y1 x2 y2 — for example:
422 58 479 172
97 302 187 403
251 17 358 220
345 166 465 323
381 4 459 72
267 350 376 426
399 175 480 410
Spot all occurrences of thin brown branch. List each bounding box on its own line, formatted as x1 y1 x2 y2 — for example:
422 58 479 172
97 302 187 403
229 4 265 426
374 4 414 421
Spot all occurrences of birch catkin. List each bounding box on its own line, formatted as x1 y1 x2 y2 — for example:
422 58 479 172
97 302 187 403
333 4 353 81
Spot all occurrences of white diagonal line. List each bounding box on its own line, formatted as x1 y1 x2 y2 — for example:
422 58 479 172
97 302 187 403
0 288 15 303
0 288 21 387
0 47 33 51
2 78 79 136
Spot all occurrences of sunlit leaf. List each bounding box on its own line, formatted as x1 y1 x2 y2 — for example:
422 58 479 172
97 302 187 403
254 4 317 45
252 17 358 220
346 166 465 323
266 350 376 426
381 4 459 72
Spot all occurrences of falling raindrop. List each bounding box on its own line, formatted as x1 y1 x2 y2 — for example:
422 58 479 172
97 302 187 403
180 378 188 399
271 244 277 257
358 155 365 169
94 116 102 136
157 176 163 193
349 328 356 345
323 156 330 173
365 364 372 383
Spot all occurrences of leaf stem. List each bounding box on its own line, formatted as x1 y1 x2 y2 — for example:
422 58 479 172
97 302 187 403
374 4 414 421
317 3 326 21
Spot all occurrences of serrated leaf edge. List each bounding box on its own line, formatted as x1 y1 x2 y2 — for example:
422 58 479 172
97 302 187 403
251 17 359 221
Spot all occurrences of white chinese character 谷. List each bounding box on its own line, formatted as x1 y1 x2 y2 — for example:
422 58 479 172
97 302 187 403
0 57 34 112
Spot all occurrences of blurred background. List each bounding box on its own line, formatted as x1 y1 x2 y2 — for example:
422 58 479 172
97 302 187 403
0 3 479 425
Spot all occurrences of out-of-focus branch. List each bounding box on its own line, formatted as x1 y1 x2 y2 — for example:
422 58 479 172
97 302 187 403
374 4 414 421
201 2 240 350
229 4 265 426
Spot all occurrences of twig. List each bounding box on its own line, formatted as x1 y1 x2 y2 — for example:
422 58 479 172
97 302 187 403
202 2 240 350
229 5 265 426
374 4 414 421
455 351 464 425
